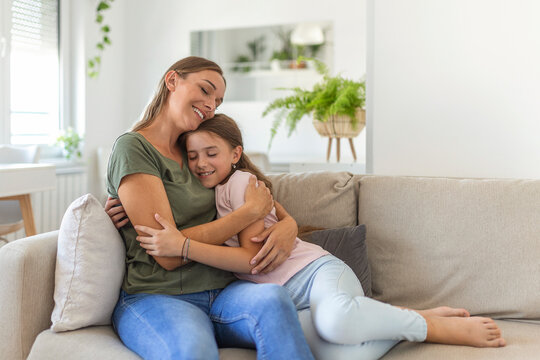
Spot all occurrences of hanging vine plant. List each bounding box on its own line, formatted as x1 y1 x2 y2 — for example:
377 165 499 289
87 0 114 78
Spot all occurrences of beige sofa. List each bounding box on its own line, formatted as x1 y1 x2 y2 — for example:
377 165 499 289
1 172 539 359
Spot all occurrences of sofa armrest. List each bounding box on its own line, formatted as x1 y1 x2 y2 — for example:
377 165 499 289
0 231 59 360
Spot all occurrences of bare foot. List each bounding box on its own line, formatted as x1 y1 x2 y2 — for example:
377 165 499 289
418 306 470 318
425 316 506 348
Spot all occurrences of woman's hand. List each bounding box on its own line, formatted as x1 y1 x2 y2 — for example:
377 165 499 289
244 175 273 219
135 213 186 257
104 197 129 229
249 204 297 274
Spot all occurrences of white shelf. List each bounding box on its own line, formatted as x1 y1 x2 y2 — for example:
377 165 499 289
227 67 320 77
269 161 365 174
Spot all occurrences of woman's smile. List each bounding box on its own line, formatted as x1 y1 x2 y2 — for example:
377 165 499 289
192 106 205 121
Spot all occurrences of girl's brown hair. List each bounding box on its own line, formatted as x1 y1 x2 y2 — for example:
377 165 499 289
180 114 273 193
132 56 225 132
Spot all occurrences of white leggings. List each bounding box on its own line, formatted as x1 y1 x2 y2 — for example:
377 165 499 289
283 255 427 360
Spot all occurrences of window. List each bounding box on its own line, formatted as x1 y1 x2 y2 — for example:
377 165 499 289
1 0 59 144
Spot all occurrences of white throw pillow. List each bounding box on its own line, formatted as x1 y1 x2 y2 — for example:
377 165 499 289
51 194 125 332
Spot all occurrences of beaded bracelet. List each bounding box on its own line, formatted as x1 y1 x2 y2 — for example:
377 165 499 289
180 238 187 261
182 237 191 261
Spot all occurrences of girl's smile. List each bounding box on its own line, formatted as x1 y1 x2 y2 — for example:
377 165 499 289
186 131 241 188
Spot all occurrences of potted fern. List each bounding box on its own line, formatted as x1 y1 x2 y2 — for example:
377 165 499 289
263 59 366 161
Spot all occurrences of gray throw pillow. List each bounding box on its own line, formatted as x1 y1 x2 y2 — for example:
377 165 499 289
299 225 372 297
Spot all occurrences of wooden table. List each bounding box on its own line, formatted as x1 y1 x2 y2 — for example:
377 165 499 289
0 163 56 236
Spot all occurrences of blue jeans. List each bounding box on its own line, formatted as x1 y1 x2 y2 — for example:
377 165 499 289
112 280 313 360
284 255 427 360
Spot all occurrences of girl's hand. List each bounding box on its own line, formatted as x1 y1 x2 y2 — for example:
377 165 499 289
104 197 130 229
244 175 273 219
249 215 297 274
135 213 186 257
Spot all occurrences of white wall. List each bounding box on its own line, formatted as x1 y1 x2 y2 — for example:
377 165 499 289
79 0 128 196
122 0 367 164
79 0 366 197
368 0 540 179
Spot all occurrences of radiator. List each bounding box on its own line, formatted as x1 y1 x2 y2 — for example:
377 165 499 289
5 166 88 241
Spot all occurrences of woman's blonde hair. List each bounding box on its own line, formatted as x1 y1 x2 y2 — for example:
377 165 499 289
180 114 273 193
132 56 224 132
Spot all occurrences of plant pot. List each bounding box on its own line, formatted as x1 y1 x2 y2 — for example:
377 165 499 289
312 108 366 138
289 60 307 69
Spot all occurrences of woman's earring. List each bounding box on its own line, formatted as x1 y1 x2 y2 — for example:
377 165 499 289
232 163 237 169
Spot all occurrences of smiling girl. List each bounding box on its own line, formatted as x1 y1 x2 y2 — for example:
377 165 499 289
134 114 506 359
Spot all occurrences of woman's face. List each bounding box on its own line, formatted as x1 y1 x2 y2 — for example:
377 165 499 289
186 131 241 188
167 70 226 132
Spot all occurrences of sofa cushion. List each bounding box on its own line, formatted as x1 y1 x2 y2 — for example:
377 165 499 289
381 320 540 360
29 327 257 360
268 172 358 229
29 327 141 360
358 176 540 319
51 194 125 332
299 225 372 297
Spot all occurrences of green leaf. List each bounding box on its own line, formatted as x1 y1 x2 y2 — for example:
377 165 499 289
97 2 110 11
101 25 110 33
96 14 103 23
56 127 84 159
88 59 95 68
268 109 287 149
96 43 105 50
103 36 111 45
94 56 101 64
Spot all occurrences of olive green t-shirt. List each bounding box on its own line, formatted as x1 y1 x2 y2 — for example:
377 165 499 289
107 132 236 295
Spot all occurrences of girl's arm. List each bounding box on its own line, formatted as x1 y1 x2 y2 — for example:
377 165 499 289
119 174 272 271
137 213 265 274
248 201 298 274
181 176 272 244
104 197 130 229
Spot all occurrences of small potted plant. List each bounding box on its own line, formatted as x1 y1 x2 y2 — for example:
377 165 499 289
56 127 83 161
262 59 366 161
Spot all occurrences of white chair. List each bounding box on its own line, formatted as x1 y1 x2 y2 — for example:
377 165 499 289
245 152 271 173
0 145 40 244
97 146 112 204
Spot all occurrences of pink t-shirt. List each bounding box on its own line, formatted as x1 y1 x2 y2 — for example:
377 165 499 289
215 170 328 285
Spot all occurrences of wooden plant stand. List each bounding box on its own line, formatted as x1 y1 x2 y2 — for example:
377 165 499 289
313 109 365 163
326 137 358 162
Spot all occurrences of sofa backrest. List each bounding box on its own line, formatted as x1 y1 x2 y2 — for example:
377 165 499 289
358 175 540 320
268 172 359 229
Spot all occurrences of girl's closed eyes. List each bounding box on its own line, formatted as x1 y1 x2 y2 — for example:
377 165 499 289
185 131 242 189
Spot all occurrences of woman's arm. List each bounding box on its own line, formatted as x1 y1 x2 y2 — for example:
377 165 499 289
117 173 184 271
248 201 298 274
137 214 265 274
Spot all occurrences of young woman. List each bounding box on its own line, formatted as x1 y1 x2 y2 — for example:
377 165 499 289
134 114 507 360
106 56 313 360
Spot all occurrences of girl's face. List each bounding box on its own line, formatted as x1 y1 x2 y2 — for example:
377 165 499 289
166 70 226 132
186 131 241 188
